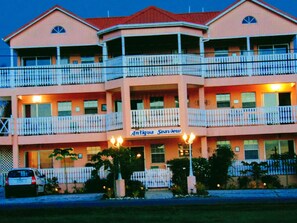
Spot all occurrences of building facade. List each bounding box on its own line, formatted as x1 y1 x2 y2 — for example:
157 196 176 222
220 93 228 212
0 0 297 178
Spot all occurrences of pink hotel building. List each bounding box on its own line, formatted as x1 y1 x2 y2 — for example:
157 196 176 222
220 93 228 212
1 0 297 185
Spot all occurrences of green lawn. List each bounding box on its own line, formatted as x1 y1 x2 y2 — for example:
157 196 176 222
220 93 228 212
1 202 296 223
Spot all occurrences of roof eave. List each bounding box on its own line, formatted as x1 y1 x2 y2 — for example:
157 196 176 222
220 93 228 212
97 22 208 36
3 7 100 43
206 0 297 26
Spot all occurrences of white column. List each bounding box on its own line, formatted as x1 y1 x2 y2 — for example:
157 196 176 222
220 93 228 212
121 37 127 77
177 33 182 75
56 46 62 85
10 48 15 87
199 38 205 77
246 36 253 76
56 46 61 65
103 42 108 81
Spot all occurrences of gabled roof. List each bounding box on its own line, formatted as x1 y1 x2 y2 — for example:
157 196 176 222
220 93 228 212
179 11 221 25
206 0 297 25
121 6 191 24
3 5 100 43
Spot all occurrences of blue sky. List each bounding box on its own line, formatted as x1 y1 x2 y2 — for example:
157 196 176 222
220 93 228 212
0 0 297 66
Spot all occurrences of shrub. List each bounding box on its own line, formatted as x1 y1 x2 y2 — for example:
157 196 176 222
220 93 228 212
45 177 60 194
238 176 251 189
195 182 209 196
261 175 282 189
125 180 145 198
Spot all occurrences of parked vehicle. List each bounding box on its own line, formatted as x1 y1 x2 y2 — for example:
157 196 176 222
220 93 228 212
5 168 46 198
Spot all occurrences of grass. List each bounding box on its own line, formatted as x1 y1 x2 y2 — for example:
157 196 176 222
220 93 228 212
1 202 297 223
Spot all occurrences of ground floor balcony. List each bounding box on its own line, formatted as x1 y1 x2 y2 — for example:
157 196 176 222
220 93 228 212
1 160 295 188
1 53 297 88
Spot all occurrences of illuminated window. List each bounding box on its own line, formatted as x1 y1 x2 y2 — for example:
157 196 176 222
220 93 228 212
244 140 259 160
87 146 102 162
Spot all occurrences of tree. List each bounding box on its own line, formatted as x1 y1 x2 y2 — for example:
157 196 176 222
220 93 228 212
49 148 78 193
240 161 268 188
92 146 140 196
208 145 235 189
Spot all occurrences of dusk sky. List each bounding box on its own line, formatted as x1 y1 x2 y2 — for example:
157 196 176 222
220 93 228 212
1 0 297 66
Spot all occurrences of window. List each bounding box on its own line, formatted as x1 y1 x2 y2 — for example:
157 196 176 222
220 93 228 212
150 97 164 109
242 16 257 24
51 26 66 34
24 104 51 118
244 140 259 159
81 56 95 64
174 96 189 108
178 143 189 157
25 150 53 169
216 94 230 108
215 48 228 57
131 99 144 110
242 92 256 108
23 57 51 66
84 100 98 114
151 144 165 163
259 44 288 55
217 141 231 148
265 140 295 159
58 101 72 116
87 146 101 162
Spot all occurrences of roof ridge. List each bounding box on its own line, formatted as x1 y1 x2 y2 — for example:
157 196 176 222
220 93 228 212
122 6 183 24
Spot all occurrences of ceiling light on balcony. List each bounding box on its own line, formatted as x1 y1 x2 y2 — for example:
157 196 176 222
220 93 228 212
32 95 42 103
271 84 281 92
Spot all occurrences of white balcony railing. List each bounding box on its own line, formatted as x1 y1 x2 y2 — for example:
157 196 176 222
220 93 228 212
1 53 297 88
131 108 180 128
189 106 297 127
0 117 11 136
17 113 121 136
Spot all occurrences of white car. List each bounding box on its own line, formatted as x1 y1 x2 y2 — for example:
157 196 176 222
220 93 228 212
5 168 46 198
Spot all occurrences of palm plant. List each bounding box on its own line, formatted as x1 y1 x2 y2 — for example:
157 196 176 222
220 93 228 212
49 148 78 193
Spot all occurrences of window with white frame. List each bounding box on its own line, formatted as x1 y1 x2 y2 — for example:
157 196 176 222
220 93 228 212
58 101 72 116
215 47 228 57
87 146 102 162
150 97 164 109
264 140 295 159
216 94 230 108
23 57 51 66
84 100 98 114
216 141 231 148
242 92 256 108
81 56 95 64
244 140 259 160
151 144 165 163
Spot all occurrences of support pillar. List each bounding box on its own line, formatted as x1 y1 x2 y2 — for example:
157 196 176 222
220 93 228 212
201 136 208 158
11 95 19 168
115 179 126 197
187 175 197 194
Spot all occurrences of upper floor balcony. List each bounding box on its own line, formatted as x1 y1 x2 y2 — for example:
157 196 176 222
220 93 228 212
1 106 296 137
1 53 297 88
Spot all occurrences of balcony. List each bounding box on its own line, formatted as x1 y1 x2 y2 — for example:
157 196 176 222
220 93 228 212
189 106 297 127
1 106 296 137
131 108 180 129
17 112 122 136
1 53 297 88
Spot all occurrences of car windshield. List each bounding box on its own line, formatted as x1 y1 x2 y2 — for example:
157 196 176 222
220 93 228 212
8 170 34 177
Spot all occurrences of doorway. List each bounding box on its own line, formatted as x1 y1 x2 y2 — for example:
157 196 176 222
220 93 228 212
130 147 145 171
